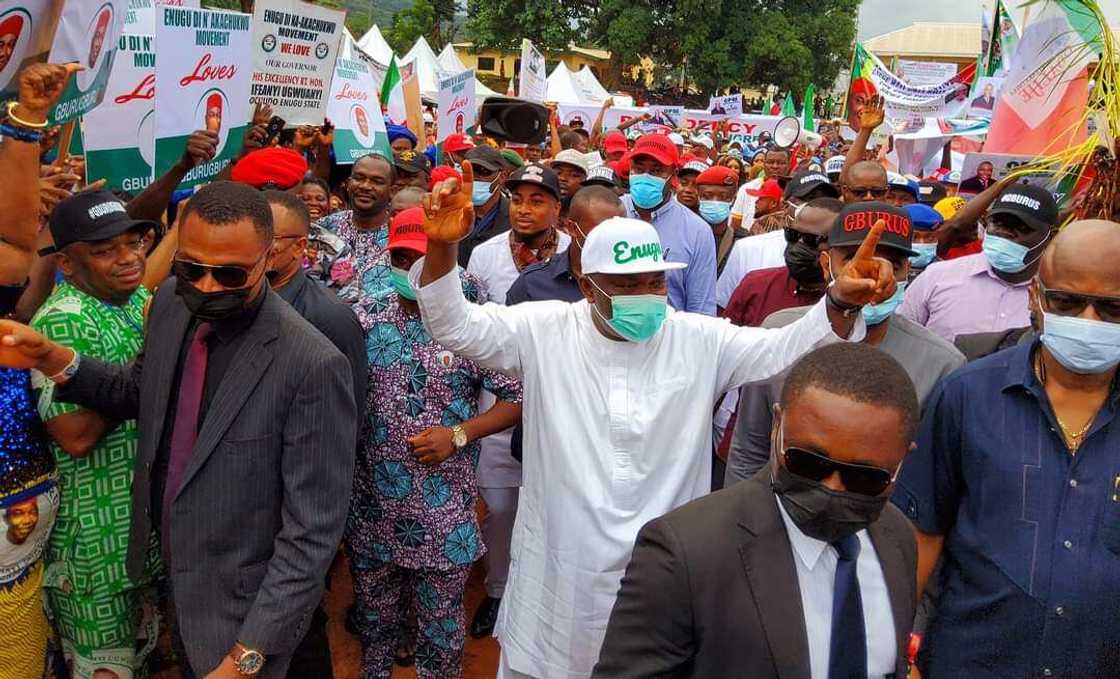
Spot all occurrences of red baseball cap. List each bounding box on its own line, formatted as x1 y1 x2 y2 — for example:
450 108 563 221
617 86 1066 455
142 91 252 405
429 165 462 190
746 178 783 201
631 133 679 168
443 133 475 154
695 166 739 188
611 153 631 181
603 130 628 155
388 207 428 255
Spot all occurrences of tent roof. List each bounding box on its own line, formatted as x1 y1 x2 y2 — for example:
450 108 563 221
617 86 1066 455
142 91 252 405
575 65 610 103
437 43 468 74
547 62 607 105
402 36 443 98
356 24 393 64
338 27 357 60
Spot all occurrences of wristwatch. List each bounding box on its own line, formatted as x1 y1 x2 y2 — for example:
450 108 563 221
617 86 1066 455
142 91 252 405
48 351 80 384
450 424 469 449
229 643 265 676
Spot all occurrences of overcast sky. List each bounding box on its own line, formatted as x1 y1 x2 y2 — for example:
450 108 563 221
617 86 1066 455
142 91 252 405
857 0 1120 40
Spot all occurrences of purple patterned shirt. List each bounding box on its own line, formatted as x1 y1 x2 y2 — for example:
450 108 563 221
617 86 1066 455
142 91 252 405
315 210 391 305
346 282 522 571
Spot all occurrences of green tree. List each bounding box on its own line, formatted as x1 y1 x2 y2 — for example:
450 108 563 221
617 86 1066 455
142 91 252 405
386 0 436 54
464 0 582 52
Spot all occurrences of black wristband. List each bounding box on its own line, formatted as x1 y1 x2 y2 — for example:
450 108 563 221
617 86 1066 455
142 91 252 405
825 286 862 317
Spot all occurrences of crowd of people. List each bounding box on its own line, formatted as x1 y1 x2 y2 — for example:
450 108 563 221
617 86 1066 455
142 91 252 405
0 54 1118 679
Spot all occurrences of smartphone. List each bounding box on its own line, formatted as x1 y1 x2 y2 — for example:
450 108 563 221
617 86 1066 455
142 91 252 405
265 116 286 144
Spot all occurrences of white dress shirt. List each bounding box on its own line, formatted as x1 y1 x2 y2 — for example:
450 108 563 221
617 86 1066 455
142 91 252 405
776 497 898 679
415 264 865 677
715 229 787 309
730 175 763 225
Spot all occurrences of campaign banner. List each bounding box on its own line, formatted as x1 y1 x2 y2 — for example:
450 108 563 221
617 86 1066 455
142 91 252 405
84 33 155 193
518 38 545 103
844 43 975 134
0 0 55 100
154 5 252 189
896 60 958 88
645 105 683 133
126 0 199 34
437 68 474 142
326 56 390 164
708 94 742 119
966 76 1003 120
250 0 345 125
48 0 128 124
557 103 789 147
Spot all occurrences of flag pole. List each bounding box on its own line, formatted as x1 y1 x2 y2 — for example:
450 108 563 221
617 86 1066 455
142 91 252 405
839 39 858 121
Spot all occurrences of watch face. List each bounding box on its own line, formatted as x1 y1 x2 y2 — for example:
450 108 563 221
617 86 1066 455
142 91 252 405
238 650 265 673
452 428 468 447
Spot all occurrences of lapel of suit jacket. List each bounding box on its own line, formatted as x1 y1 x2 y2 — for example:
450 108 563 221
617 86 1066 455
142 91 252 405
737 473 812 679
143 290 192 463
868 518 913 678
173 291 280 500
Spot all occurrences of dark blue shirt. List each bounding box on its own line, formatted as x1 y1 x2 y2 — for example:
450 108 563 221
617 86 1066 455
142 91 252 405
505 250 583 305
893 340 1120 678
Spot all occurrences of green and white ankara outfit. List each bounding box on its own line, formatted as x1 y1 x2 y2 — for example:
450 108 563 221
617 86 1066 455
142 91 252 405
31 281 160 678
411 217 866 678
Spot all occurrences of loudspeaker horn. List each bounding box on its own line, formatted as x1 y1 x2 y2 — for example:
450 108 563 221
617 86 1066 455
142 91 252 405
774 116 824 150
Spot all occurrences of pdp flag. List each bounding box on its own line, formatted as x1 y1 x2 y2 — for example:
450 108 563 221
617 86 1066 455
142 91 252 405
380 54 405 125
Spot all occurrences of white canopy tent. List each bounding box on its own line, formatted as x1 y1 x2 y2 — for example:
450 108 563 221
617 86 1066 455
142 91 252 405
575 65 611 104
436 43 468 74
404 37 498 99
546 62 607 105
338 27 358 60
356 24 393 65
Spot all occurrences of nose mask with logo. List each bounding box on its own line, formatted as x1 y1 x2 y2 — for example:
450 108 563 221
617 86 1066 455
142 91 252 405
909 242 937 268
629 173 668 210
1041 311 1120 374
471 180 496 207
390 266 416 301
785 240 825 288
983 233 1044 274
587 276 667 342
698 200 731 225
175 275 255 321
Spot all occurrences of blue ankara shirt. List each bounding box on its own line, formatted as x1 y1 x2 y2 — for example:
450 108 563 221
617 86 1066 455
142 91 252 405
505 250 583 305
621 195 717 315
892 340 1120 678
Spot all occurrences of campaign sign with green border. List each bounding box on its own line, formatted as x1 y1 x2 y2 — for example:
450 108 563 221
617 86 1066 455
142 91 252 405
0 0 54 101
154 6 251 190
326 57 390 164
47 0 128 125
84 33 155 193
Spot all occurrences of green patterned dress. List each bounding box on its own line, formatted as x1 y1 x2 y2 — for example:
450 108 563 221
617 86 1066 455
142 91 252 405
31 280 160 677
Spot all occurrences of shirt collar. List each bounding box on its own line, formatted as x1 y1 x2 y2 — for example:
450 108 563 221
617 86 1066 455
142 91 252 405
1003 336 1120 406
775 494 830 570
550 249 573 279
274 269 308 306
625 194 680 221
967 252 1033 287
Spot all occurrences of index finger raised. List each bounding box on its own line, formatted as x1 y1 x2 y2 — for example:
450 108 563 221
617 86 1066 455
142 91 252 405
852 219 885 263
460 159 474 194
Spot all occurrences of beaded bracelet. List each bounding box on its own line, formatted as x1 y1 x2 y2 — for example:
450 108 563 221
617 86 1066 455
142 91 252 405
0 123 43 143
5 101 49 129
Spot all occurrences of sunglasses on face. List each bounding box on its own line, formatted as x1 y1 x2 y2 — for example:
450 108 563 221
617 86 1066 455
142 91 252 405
779 425 898 496
784 226 826 249
843 185 889 200
173 258 259 288
1038 280 1120 323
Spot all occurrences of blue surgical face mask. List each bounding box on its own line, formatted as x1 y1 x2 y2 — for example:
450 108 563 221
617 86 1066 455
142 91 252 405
588 277 667 342
909 242 937 268
471 180 495 207
983 233 1034 273
1041 311 1120 374
862 281 906 326
390 266 416 301
698 200 731 225
629 173 668 210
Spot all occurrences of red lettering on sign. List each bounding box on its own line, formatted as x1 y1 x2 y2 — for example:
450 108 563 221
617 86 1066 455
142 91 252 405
115 73 155 104
334 81 369 101
179 53 237 87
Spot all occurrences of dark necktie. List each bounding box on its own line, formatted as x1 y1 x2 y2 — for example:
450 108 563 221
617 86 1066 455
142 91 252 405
161 322 211 559
828 533 868 679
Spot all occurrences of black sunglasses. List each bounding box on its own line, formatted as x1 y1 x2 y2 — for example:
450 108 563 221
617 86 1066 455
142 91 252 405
1038 279 1120 323
173 258 259 288
779 425 898 496
843 185 889 199
784 226 826 249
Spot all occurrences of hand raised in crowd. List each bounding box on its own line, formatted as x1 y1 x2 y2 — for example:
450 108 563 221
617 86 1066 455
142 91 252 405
294 125 317 150
179 129 219 169
601 96 614 110
316 118 334 148
408 427 456 465
829 219 897 307
251 101 273 127
860 94 885 132
17 62 83 123
39 169 81 218
422 159 475 243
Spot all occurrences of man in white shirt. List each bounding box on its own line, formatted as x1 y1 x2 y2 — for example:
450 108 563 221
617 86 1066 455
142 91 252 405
465 163 570 638
594 343 919 678
730 146 792 231
415 161 898 679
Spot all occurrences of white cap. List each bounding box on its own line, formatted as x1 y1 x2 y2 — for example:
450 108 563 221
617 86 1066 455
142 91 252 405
581 217 688 275
824 155 845 176
552 149 589 173
423 111 434 123
691 134 714 150
668 132 685 146
583 164 616 185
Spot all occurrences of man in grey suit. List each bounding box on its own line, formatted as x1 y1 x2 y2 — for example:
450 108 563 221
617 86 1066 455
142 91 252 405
594 343 919 679
0 181 357 678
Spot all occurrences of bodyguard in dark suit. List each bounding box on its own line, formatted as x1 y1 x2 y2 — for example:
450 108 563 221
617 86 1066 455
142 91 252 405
0 182 357 678
594 344 919 679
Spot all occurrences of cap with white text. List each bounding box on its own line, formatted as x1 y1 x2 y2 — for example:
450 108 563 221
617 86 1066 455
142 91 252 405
581 217 688 275
986 184 1058 233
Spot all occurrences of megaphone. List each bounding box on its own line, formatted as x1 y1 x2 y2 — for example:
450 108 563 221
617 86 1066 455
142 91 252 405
774 116 824 151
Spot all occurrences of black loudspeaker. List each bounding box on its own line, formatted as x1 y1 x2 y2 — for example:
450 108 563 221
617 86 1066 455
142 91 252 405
478 96 549 144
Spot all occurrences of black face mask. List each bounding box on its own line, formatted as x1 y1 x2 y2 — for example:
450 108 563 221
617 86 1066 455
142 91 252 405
175 275 254 321
771 463 888 543
784 241 825 288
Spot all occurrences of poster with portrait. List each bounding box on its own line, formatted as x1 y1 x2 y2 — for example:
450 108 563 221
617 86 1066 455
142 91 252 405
249 0 345 125
154 5 252 189
644 105 683 133
966 76 1004 120
437 68 475 143
708 94 742 119
518 38 545 103
958 152 1049 195
327 56 390 164
83 32 155 192
0 0 55 101
47 0 128 124
0 485 59 586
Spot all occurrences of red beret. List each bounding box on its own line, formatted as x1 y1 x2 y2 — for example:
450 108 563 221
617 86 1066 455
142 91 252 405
695 165 740 187
231 147 308 190
429 165 462 190
0 14 23 39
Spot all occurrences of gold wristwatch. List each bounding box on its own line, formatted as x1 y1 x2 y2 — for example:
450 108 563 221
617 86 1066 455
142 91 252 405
450 424 468 449
229 643 265 676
